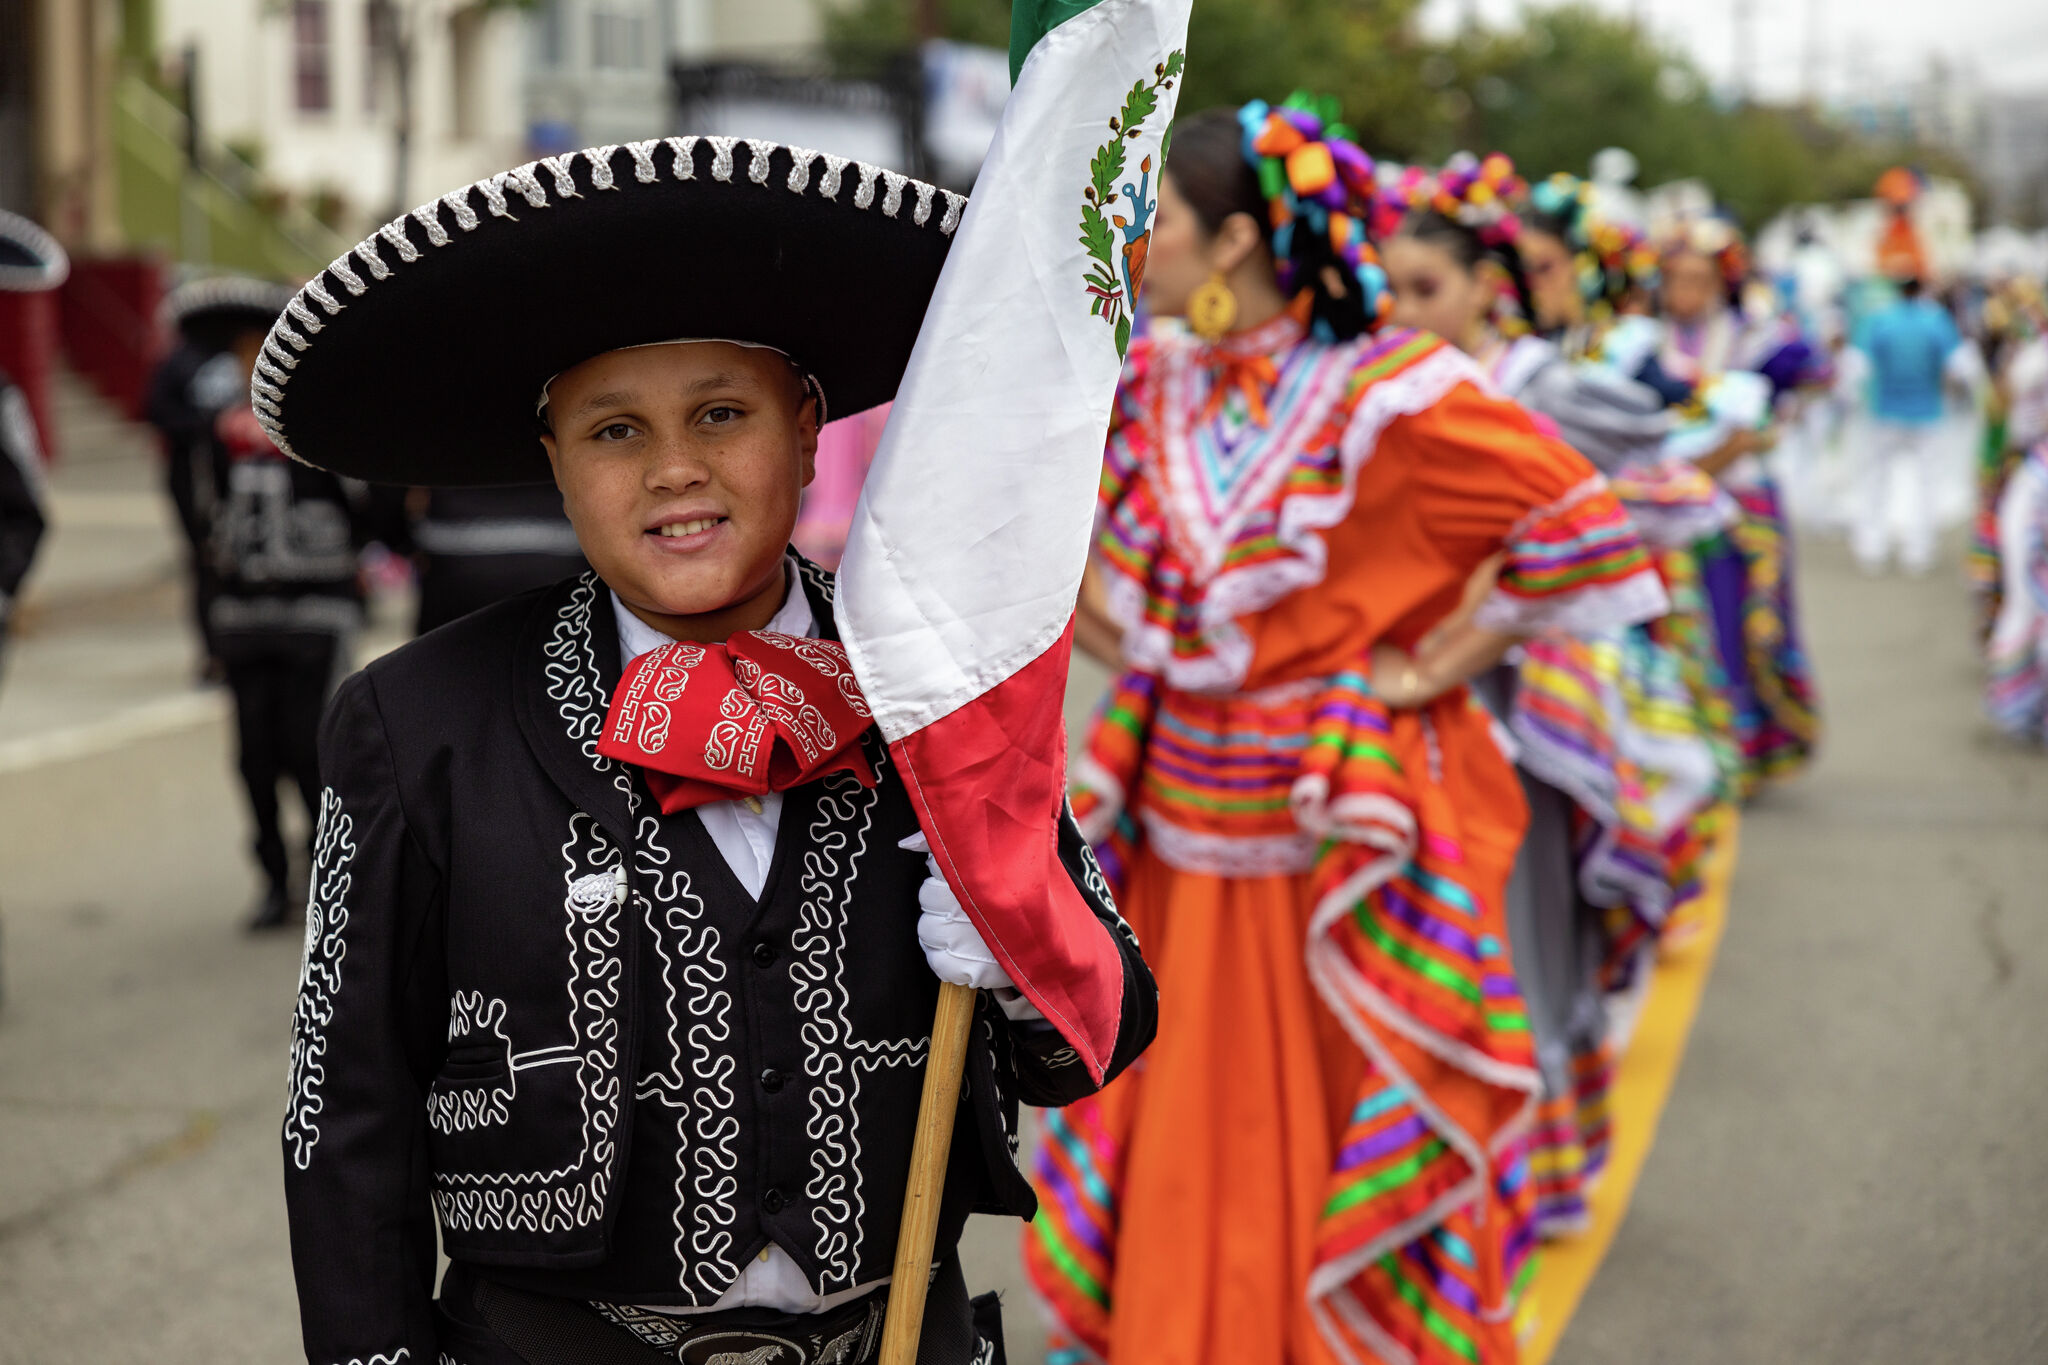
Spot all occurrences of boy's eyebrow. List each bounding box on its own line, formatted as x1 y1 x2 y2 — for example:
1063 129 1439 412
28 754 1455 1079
566 370 766 419
684 370 757 394
568 390 636 418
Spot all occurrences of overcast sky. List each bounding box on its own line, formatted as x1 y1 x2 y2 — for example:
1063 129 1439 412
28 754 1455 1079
1417 0 2048 102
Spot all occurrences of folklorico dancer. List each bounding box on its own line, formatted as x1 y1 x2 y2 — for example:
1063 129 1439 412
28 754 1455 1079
0 208 64 685
1986 293 2048 740
1649 213 1824 793
266 0 1188 1358
1378 152 1730 1239
1030 97 1669 1365
1967 276 2044 637
1513 180 1754 808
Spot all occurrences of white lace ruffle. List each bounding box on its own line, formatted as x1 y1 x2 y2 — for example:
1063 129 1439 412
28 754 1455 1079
1624 495 1740 549
1473 569 1669 638
1137 810 1317 878
1288 774 1417 851
1112 344 1482 694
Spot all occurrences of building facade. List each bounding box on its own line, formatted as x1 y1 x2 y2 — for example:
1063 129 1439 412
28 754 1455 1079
522 0 830 153
154 0 527 237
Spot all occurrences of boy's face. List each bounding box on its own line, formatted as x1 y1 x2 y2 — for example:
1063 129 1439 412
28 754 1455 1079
542 342 818 631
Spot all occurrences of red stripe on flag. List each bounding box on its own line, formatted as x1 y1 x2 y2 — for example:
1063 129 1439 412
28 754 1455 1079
890 620 1124 1083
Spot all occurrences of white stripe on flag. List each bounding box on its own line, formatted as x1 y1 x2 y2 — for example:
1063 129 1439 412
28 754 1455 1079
836 0 1192 741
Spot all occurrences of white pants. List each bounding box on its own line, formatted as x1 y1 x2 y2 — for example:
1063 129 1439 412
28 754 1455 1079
1853 419 1941 572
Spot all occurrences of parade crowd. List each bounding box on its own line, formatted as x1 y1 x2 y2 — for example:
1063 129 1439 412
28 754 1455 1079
1 10 2044 1361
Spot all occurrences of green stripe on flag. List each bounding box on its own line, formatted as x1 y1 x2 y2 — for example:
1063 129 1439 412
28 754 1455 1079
1009 0 1108 81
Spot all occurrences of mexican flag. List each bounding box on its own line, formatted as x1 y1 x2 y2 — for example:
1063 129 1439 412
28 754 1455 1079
833 0 1190 1083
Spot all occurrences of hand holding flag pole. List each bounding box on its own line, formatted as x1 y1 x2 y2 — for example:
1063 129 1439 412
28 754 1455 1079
841 1 1191 1359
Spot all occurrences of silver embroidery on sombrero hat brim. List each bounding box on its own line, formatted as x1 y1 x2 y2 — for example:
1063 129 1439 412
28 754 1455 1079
0 209 70 293
252 138 967 482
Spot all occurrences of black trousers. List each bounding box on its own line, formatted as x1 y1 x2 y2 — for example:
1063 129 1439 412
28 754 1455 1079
222 636 339 892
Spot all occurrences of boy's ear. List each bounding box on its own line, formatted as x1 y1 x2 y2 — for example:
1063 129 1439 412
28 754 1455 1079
796 395 821 488
540 430 563 487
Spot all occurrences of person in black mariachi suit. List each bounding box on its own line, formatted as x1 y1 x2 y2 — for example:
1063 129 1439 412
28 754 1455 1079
0 210 67 685
259 140 1155 1365
188 278 372 931
408 482 589 634
145 280 272 674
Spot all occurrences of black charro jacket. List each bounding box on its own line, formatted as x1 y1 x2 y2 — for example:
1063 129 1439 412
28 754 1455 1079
281 558 1154 1365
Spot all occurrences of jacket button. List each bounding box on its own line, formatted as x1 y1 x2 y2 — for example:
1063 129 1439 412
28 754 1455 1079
752 941 779 969
760 1067 785 1093
761 1187 787 1214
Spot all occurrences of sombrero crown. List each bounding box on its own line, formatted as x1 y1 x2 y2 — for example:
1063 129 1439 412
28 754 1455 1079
254 138 966 486
164 275 298 347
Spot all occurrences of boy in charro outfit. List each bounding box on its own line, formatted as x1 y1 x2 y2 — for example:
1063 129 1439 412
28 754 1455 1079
170 278 374 930
263 136 1155 1365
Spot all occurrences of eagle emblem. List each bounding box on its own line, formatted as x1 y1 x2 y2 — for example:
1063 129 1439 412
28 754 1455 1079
1078 50 1185 357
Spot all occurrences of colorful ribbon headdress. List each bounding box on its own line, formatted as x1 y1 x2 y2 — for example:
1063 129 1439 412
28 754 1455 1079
1656 212 1749 301
1385 150 1534 335
1237 93 1391 341
1424 151 1526 247
1529 172 1658 316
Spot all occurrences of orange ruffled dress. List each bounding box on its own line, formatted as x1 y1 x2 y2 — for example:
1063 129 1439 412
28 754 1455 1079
1026 315 1668 1365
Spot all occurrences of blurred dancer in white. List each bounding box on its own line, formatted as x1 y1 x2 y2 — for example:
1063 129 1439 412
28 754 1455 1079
1847 272 1975 575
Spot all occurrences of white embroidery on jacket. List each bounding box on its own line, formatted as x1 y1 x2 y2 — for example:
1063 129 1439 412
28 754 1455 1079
793 749 928 1290
431 579 626 1235
426 993 516 1133
631 810 743 1300
286 788 355 1169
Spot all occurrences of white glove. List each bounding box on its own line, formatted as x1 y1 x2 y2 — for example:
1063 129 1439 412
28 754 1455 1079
900 832 1043 1021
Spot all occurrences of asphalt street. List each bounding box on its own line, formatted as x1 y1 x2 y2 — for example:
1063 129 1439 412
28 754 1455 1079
1 403 2044 1362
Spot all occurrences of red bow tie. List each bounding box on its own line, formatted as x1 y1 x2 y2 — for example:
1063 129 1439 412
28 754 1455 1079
597 631 877 814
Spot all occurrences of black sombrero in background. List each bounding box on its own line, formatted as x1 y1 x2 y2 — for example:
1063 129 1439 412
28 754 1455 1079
163 276 298 351
254 137 967 486
0 209 71 293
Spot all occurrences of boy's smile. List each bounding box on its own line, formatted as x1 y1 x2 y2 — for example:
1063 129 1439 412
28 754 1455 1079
541 341 820 643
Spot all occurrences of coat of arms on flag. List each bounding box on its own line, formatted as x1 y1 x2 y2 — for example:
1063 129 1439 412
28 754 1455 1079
1080 50 1185 357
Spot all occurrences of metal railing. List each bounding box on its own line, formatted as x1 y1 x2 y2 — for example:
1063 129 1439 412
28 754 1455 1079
114 75 349 280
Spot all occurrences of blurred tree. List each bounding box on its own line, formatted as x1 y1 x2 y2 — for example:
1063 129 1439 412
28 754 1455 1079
825 0 1447 156
1442 8 1714 189
823 0 1010 72
1440 6 1979 228
823 0 1977 229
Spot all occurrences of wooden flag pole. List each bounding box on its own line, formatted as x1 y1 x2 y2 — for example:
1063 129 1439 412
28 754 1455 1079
878 980 980 1365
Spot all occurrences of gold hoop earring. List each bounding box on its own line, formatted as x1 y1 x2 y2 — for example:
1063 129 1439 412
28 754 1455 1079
1188 271 1239 342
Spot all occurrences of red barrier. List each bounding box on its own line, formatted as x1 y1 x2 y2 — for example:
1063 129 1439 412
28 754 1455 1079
59 255 166 423
0 287 61 462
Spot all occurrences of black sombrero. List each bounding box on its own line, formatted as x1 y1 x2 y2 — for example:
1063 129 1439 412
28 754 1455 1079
253 138 967 486
0 209 70 293
163 275 298 350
